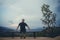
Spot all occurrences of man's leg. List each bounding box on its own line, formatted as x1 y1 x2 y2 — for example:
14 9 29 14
23 30 26 39
20 31 23 39
23 32 26 39
20 32 26 39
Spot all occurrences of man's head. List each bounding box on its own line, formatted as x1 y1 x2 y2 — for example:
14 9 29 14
22 19 25 22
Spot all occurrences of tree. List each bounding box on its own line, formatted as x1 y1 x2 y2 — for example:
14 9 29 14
41 4 56 28
41 4 56 36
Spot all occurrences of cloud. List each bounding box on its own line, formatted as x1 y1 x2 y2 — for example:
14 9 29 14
10 23 18 27
1 0 59 29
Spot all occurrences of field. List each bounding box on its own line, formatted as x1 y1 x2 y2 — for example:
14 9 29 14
0 36 60 40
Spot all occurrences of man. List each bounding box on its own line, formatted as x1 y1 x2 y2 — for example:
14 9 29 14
16 19 30 39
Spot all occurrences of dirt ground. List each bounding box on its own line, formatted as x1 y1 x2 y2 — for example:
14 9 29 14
0 36 60 40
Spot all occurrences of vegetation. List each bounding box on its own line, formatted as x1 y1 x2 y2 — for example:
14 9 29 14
41 4 56 28
41 4 57 37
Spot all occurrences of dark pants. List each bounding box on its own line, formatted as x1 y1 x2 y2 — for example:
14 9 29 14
20 29 26 39
20 29 26 33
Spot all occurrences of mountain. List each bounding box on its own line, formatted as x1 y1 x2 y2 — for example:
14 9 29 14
0 26 60 37
0 26 43 37
0 26 43 32
0 26 14 37
41 27 60 37
26 27 43 32
0 26 13 32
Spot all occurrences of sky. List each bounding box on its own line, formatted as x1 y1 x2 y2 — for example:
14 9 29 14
0 0 60 29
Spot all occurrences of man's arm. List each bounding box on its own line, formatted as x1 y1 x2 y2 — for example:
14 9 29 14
25 23 30 30
16 24 19 30
26 25 30 30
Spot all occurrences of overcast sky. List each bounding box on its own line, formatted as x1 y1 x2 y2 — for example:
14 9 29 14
0 0 59 29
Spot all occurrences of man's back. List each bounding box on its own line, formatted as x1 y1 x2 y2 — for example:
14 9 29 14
19 22 28 31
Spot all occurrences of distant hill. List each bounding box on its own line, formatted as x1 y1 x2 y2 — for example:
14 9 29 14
26 27 43 32
0 26 60 37
41 27 60 37
0 26 43 37
0 26 14 37
0 26 14 32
